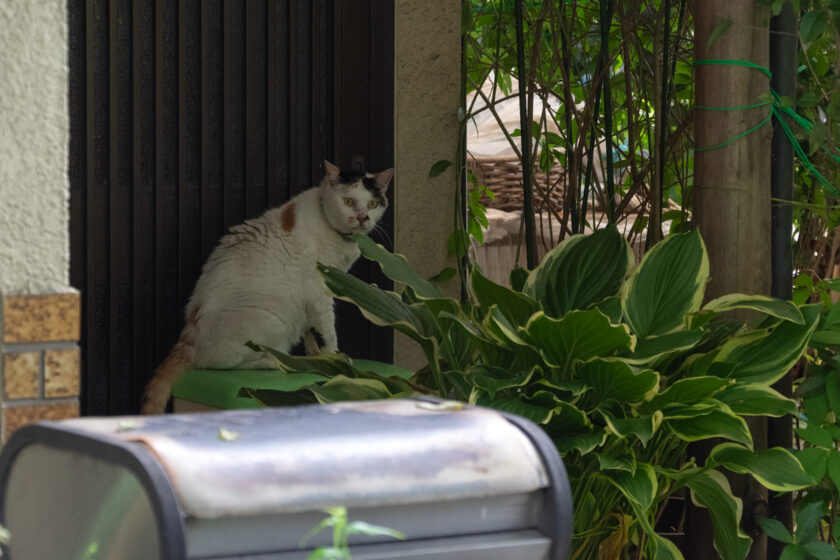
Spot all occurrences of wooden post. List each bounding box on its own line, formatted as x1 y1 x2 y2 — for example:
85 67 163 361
689 2 771 559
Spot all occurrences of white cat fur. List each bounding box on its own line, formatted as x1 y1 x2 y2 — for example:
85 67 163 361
141 160 393 414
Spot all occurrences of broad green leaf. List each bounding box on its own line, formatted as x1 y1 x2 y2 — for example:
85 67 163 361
318 264 431 344
600 463 681 560
804 393 830 427
621 230 709 338
709 443 813 491
674 468 752 560
444 370 474 401
474 394 554 424
711 304 820 384
811 329 840 346
626 330 704 364
525 310 635 370
601 409 663 446
651 535 685 560
666 405 753 447
469 365 537 398
238 387 318 407
603 462 658 512
797 447 830 481
796 423 836 448
779 545 805 560
801 542 840 560
577 358 659 405
470 267 539 327
796 500 827 544
644 377 731 412
702 294 804 324
306 375 392 403
828 451 840 492
596 450 637 473
247 343 357 378
510 265 529 291
759 518 794 545
428 159 453 178
352 234 442 298
590 295 623 324
800 10 827 43
524 225 634 317
542 403 605 454
715 383 798 417
352 359 413 379
484 306 531 347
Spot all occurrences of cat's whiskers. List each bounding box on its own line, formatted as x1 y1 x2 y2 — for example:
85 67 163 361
368 223 393 248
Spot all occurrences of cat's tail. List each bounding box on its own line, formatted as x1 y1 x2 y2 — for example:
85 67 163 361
141 340 194 414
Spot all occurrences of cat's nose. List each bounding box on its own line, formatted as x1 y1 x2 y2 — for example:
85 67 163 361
356 212 369 223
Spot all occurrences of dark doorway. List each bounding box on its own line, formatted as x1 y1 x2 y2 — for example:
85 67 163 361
68 0 394 415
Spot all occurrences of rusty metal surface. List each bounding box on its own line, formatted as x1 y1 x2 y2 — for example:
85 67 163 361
59 400 548 519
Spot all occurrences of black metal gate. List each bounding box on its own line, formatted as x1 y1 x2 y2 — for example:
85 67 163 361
68 0 394 415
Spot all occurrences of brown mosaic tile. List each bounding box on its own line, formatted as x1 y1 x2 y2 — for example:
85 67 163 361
44 347 81 398
3 401 79 441
3 351 40 400
3 293 81 344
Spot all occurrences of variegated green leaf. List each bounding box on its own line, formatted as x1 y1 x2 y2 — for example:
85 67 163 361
306 375 392 404
352 233 442 298
625 330 704 364
524 225 634 317
577 358 659 405
665 405 753 448
525 310 635 370
474 394 555 424
643 377 731 412
469 365 538 398
621 229 709 338
318 264 431 344
471 267 539 327
543 403 605 454
701 294 804 324
603 462 658 512
710 304 820 384
671 468 752 560
715 383 797 417
596 449 637 473
600 409 663 446
709 443 814 491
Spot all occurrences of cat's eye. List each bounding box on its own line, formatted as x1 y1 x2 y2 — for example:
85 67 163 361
367 200 379 209
343 197 354 207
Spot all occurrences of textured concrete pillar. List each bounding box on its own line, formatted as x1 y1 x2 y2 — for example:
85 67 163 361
0 0 79 440
393 1 461 369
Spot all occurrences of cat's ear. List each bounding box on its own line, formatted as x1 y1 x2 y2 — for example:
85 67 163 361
324 160 341 179
375 168 394 192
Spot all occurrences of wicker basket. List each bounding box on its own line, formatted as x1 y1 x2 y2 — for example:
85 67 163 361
467 155 565 213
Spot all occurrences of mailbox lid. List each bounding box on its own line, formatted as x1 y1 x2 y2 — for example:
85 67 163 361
61 399 550 519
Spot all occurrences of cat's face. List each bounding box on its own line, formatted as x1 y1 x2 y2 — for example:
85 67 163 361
320 161 393 235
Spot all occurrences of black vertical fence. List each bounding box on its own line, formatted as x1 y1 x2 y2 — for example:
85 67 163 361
69 0 395 416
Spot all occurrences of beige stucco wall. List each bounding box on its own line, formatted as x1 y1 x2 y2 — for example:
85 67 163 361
0 0 71 295
393 1 461 368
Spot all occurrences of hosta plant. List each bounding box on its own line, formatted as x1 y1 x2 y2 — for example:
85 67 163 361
760 293 840 560
242 228 815 560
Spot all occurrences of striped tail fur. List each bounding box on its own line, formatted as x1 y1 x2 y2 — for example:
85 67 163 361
140 340 194 414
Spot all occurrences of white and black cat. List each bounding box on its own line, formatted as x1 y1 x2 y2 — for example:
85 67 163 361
141 160 393 414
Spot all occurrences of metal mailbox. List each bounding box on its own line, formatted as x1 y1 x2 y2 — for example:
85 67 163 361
0 398 572 559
